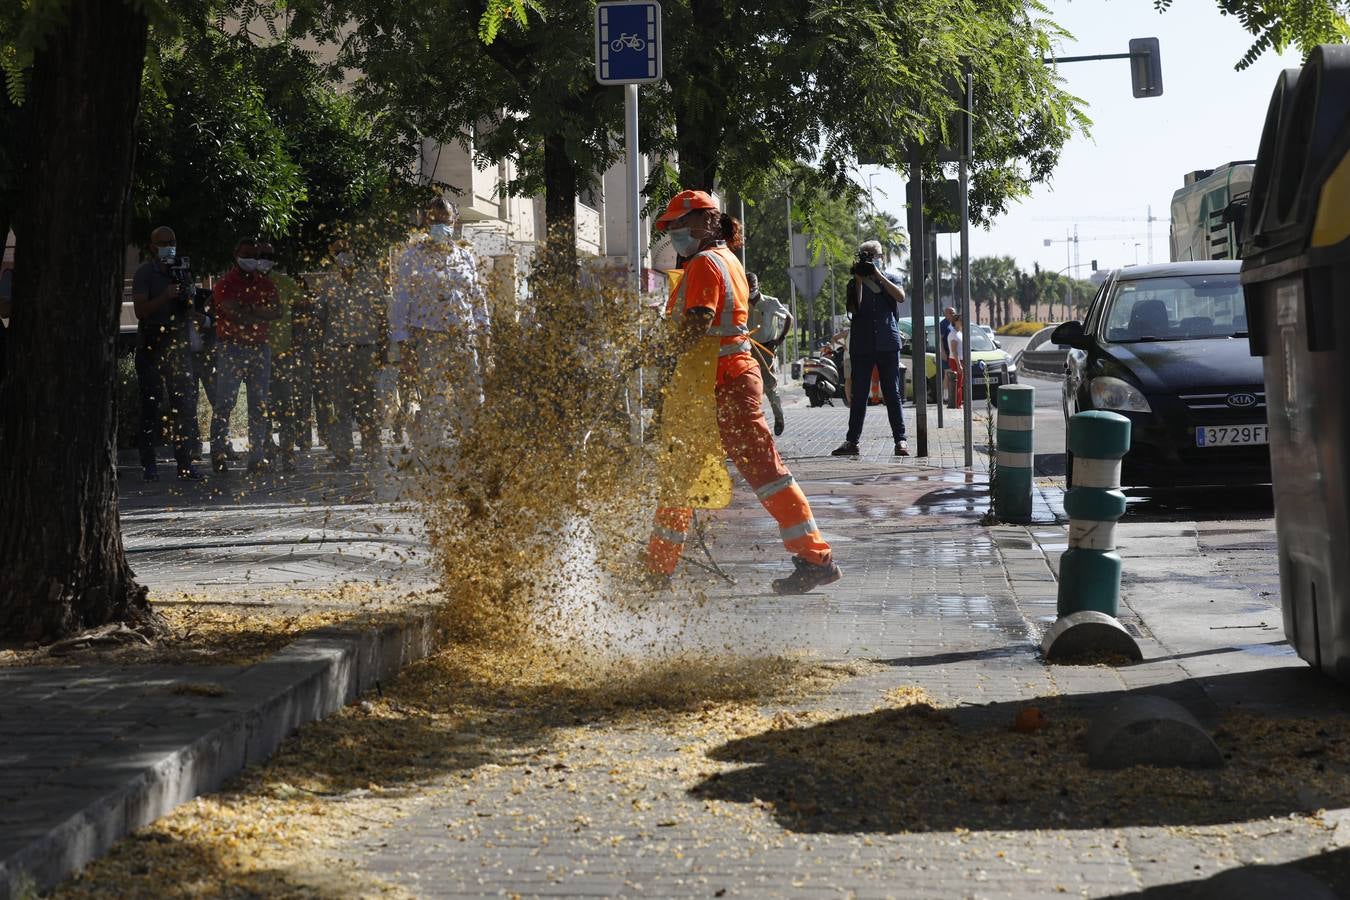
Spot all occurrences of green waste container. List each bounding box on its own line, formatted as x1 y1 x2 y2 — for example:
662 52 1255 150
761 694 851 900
1242 45 1350 680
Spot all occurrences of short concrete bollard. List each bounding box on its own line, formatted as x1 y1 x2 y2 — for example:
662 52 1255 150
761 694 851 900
994 384 1035 524
1085 695 1223 769
1043 410 1143 661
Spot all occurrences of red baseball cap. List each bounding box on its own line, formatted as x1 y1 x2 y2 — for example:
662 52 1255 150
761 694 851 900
655 190 719 230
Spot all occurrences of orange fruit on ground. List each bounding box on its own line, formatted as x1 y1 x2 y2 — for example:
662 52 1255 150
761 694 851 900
1013 706 1046 733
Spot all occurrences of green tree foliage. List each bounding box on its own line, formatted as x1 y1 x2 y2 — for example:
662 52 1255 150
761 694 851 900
742 172 908 350
135 26 417 273
294 0 624 267
971 255 1019 327
1155 0 1350 70
136 30 306 272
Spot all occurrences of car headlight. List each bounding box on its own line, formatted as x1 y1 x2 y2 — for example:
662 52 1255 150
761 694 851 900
1089 376 1151 413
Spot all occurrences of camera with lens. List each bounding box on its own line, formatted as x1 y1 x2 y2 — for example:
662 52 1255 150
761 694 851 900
850 247 879 278
168 255 195 318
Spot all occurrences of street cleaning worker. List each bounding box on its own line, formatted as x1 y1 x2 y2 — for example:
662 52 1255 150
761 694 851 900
643 190 842 595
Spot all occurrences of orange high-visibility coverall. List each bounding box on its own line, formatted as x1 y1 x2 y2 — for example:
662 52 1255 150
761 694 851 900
645 244 832 576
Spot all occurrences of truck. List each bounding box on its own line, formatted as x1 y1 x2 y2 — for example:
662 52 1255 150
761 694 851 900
1169 161 1255 262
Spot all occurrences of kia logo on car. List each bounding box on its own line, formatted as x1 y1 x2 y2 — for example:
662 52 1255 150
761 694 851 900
1226 392 1258 409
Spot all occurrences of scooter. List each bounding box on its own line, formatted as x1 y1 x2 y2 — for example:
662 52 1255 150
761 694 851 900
802 340 847 407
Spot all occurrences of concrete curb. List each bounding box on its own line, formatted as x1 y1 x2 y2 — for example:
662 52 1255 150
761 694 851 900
0 613 444 899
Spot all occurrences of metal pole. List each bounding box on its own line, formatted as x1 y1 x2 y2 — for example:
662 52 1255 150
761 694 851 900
625 83 643 440
626 84 642 296
739 196 747 266
931 230 943 429
829 264 837 336
960 70 973 467
787 190 798 365
907 143 928 458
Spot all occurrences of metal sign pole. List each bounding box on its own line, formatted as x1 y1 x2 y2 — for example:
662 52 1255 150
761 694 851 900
931 230 943 430
625 83 643 441
960 71 974 467
625 84 641 296
596 0 662 441
907 143 928 459
786 190 798 363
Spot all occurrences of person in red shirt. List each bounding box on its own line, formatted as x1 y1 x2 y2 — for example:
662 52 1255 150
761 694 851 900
643 190 841 595
209 237 282 473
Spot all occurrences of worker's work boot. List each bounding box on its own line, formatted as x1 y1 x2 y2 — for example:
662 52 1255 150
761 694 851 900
772 556 843 595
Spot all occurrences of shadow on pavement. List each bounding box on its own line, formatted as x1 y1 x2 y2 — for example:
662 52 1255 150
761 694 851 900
1106 847 1350 898
1123 485 1275 522
692 666 1350 836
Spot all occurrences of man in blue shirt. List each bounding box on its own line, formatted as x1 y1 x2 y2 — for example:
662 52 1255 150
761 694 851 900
832 240 910 457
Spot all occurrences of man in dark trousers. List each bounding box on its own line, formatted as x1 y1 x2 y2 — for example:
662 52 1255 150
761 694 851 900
131 225 204 481
832 239 910 457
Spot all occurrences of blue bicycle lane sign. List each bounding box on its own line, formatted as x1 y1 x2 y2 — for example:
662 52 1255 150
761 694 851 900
595 1 663 85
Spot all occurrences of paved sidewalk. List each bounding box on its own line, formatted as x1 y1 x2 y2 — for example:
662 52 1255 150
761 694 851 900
16 391 1342 898
328 404 1350 898
1 456 436 897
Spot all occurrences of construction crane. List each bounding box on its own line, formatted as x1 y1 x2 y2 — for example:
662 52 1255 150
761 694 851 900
1034 205 1162 262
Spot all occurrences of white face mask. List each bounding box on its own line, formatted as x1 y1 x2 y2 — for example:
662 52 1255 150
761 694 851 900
157 245 177 263
237 257 259 273
335 252 355 267
255 259 275 274
428 223 454 242
668 227 701 256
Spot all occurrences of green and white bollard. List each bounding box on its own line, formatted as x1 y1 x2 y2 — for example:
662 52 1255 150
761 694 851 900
994 384 1035 524
1043 410 1142 662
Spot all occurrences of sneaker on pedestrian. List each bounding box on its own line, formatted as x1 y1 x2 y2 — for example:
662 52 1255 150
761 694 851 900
830 440 859 457
211 454 229 473
774 417 785 437
894 440 910 457
246 459 270 476
176 464 205 482
142 463 159 482
771 555 844 595
281 451 297 473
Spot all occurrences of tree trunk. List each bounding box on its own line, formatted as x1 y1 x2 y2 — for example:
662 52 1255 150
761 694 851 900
0 0 158 643
541 132 578 278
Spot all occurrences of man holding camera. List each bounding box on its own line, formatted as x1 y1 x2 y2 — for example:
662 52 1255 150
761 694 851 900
131 225 204 481
831 239 909 458
745 272 792 436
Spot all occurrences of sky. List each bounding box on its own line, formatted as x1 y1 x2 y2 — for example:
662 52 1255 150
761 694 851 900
860 0 1304 275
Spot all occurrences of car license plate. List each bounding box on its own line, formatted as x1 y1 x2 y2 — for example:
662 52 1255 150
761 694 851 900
804 374 818 385
1195 425 1268 447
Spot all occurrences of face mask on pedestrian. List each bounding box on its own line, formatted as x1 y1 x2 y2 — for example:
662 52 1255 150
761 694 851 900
335 251 355 267
157 245 176 264
254 259 275 274
237 257 259 273
668 227 701 257
428 223 453 242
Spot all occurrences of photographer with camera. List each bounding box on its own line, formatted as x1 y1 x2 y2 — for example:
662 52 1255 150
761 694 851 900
831 239 909 458
131 225 204 481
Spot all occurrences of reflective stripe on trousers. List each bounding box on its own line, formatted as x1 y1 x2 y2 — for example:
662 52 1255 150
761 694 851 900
644 367 830 574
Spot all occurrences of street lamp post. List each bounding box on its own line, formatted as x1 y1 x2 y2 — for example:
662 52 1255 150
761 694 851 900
1056 263 1095 320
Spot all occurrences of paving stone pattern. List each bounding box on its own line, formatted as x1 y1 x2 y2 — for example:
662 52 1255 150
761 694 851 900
337 407 1350 898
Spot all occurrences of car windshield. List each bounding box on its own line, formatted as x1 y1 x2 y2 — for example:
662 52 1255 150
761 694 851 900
1102 273 1245 342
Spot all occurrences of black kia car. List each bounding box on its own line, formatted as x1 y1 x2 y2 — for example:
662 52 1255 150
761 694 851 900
1053 260 1271 488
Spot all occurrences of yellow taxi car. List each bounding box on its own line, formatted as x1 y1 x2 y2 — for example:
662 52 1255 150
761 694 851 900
898 316 1018 404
